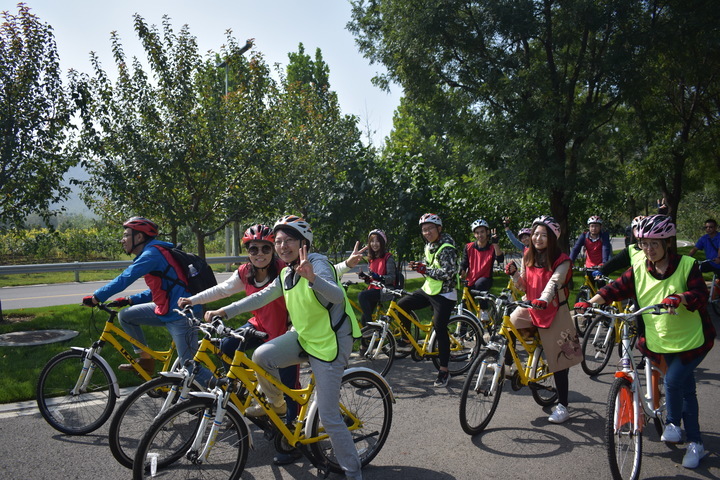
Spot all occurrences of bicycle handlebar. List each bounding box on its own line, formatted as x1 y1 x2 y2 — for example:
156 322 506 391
575 303 669 320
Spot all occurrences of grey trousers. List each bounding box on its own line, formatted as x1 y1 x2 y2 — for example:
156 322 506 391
251 323 362 480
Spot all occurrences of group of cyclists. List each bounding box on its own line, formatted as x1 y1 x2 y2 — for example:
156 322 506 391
81 208 717 477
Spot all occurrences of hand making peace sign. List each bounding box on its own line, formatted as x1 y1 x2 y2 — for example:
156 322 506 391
296 244 316 284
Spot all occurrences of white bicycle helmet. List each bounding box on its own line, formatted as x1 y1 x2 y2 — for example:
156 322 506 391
273 215 313 245
631 215 645 229
637 214 676 239
532 215 561 239
518 227 532 237
587 215 603 225
419 213 442 226
368 229 387 245
470 218 490 232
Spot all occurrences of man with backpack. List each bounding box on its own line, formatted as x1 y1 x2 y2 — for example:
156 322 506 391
82 217 207 374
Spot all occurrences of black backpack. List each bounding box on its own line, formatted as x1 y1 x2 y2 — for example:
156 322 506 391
154 244 218 295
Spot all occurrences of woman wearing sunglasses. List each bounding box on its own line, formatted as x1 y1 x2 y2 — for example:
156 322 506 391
178 224 300 464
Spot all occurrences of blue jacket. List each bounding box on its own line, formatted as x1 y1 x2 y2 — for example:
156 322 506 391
93 239 191 321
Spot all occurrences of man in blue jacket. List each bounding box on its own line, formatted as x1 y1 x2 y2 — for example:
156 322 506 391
82 217 200 374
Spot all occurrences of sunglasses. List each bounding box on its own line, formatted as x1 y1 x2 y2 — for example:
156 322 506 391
247 244 273 255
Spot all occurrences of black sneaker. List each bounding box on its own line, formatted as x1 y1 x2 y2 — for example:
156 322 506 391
396 339 413 352
273 449 302 465
433 370 450 387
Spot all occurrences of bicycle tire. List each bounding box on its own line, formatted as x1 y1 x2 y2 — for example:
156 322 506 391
430 315 482 376
458 350 504 435
109 375 200 469
353 325 395 380
711 299 720 317
574 288 592 336
36 349 116 435
529 346 558 407
581 318 615 376
606 377 642 480
393 311 421 359
309 369 393 473
132 397 250 480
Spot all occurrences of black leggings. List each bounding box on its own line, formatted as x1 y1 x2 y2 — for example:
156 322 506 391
555 368 569 406
396 290 455 368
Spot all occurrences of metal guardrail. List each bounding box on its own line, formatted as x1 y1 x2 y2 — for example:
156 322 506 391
0 256 248 282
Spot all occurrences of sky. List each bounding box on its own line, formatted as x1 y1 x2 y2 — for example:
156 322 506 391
8 0 402 213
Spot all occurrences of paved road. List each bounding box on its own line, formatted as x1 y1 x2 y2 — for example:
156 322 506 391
0 236 637 311
1 321 719 479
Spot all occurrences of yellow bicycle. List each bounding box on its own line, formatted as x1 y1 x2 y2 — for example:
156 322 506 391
108 309 238 468
36 303 177 435
132 319 394 479
459 297 557 435
357 285 482 379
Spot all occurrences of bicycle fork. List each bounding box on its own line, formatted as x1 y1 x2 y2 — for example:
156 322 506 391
72 346 101 395
365 319 391 359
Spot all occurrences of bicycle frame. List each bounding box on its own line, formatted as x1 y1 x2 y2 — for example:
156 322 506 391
370 298 438 358
76 305 176 391
497 316 552 387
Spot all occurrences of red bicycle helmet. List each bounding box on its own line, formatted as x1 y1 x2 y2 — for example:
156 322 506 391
123 217 159 237
532 215 561 239
637 215 676 239
242 224 274 246
419 213 442 226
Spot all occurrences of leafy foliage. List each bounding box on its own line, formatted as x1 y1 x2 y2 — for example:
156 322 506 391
0 4 75 229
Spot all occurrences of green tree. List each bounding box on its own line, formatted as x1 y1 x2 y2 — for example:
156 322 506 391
349 0 650 249
0 4 74 229
71 15 269 256
259 44 370 253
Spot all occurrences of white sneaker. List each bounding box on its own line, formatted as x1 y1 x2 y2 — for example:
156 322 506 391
548 404 570 424
661 423 682 443
682 442 708 469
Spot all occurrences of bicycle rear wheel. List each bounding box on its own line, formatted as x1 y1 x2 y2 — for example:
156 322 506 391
352 325 395 379
459 350 504 435
581 318 615 376
36 349 116 435
109 375 199 469
132 397 250 480
529 346 558 407
309 369 393 473
606 377 642 480
430 315 482 375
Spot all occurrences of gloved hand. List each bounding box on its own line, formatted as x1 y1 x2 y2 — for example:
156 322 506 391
463 279 471 288
504 263 517 276
82 295 97 307
574 301 592 313
409 261 427 275
661 295 682 309
370 272 383 282
591 270 603 279
358 271 371 284
107 297 130 308
491 234 499 244
531 299 547 310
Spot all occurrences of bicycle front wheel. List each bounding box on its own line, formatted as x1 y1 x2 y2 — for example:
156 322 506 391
109 375 199 469
133 397 250 480
309 369 393 473
430 315 482 375
36 349 116 435
529 346 558 407
581 318 615 376
459 350 504 435
352 325 395 379
606 377 642 480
